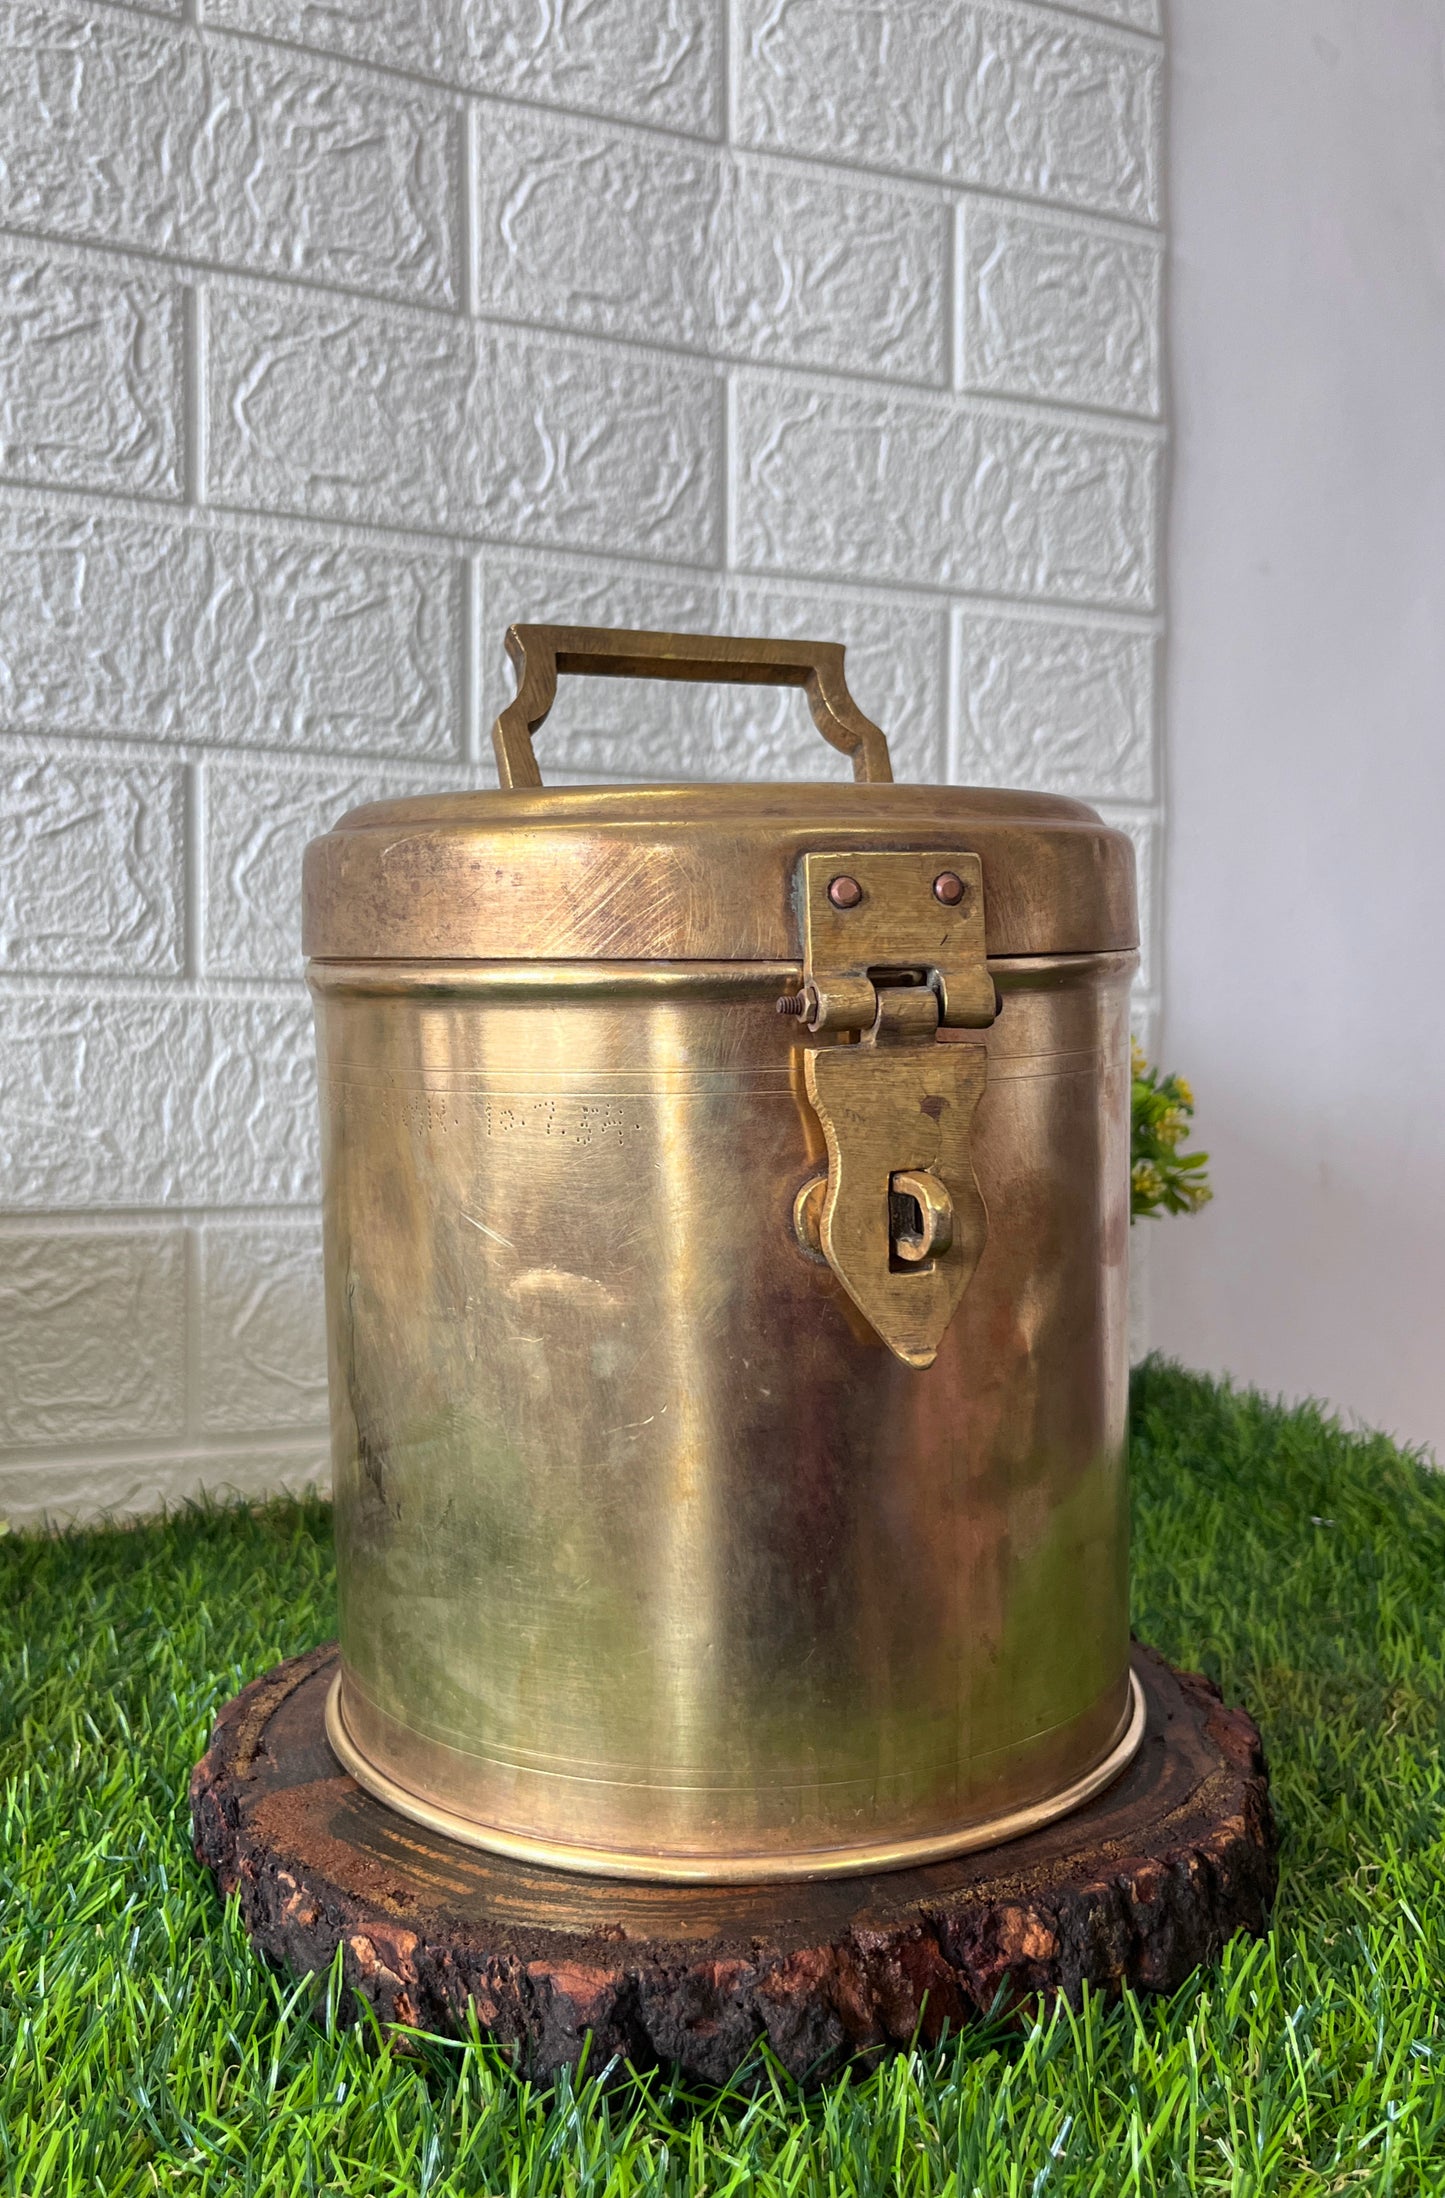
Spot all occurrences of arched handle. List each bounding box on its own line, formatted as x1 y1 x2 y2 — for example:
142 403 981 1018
490 624 895 789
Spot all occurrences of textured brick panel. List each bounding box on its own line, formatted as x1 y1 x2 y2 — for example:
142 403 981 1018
0 9 460 308
205 0 722 137
0 0 1166 1503
735 376 1159 607
0 254 182 498
0 755 184 974
204 759 466 977
197 1219 328 1433
0 1437 329 1528
206 292 722 561
962 206 1161 415
1100 808 1155 988
956 615 1154 800
0 991 318 1208
475 109 715 352
737 0 1160 224
1056 0 1159 32
0 1228 185 1448
719 160 946 384
475 112 946 383
0 508 462 757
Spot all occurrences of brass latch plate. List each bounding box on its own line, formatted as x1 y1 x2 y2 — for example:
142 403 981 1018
788 850 995 1369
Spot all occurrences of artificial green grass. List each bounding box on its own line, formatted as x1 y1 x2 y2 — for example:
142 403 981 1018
5 1360 1445 2195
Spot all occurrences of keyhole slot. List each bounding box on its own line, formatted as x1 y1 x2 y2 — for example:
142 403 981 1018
888 1169 954 1271
889 1187 927 1266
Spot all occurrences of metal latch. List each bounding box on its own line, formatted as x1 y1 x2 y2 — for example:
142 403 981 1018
782 851 995 1370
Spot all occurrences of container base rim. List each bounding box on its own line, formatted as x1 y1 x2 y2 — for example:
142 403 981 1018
323 1668 1147 1885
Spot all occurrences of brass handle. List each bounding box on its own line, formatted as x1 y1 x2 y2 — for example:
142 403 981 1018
490 624 895 789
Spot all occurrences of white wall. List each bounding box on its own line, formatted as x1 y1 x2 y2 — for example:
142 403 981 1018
0 0 1165 1523
1152 0 1445 1455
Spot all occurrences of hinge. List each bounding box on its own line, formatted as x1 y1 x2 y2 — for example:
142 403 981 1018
787 849 995 1034
782 851 995 1370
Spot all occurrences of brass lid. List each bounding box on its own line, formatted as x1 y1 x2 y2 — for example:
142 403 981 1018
302 627 1136 964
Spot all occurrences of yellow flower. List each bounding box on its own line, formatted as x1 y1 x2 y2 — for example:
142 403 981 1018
1132 1161 1165 1203
1130 1049 1210 1221
1155 1107 1186 1150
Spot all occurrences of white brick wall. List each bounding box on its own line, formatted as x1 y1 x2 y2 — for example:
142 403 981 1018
0 0 1164 1523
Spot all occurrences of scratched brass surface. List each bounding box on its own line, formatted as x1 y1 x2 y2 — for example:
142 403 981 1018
311 949 1135 1874
303 781 1137 966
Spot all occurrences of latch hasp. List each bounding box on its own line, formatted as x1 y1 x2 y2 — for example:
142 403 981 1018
789 850 995 1369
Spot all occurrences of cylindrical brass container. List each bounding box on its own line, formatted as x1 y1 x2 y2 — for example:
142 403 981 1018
304 627 1142 1884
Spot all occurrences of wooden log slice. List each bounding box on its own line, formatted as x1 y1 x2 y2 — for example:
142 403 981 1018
191 1644 1277 2086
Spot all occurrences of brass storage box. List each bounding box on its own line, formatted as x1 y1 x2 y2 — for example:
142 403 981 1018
305 627 1143 1884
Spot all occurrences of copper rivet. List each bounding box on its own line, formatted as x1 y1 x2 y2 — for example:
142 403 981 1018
828 874 864 910
933 871 966 906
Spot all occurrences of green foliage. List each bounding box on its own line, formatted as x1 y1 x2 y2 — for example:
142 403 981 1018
1132 1041 1212 1221
6 1363 1445 2192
